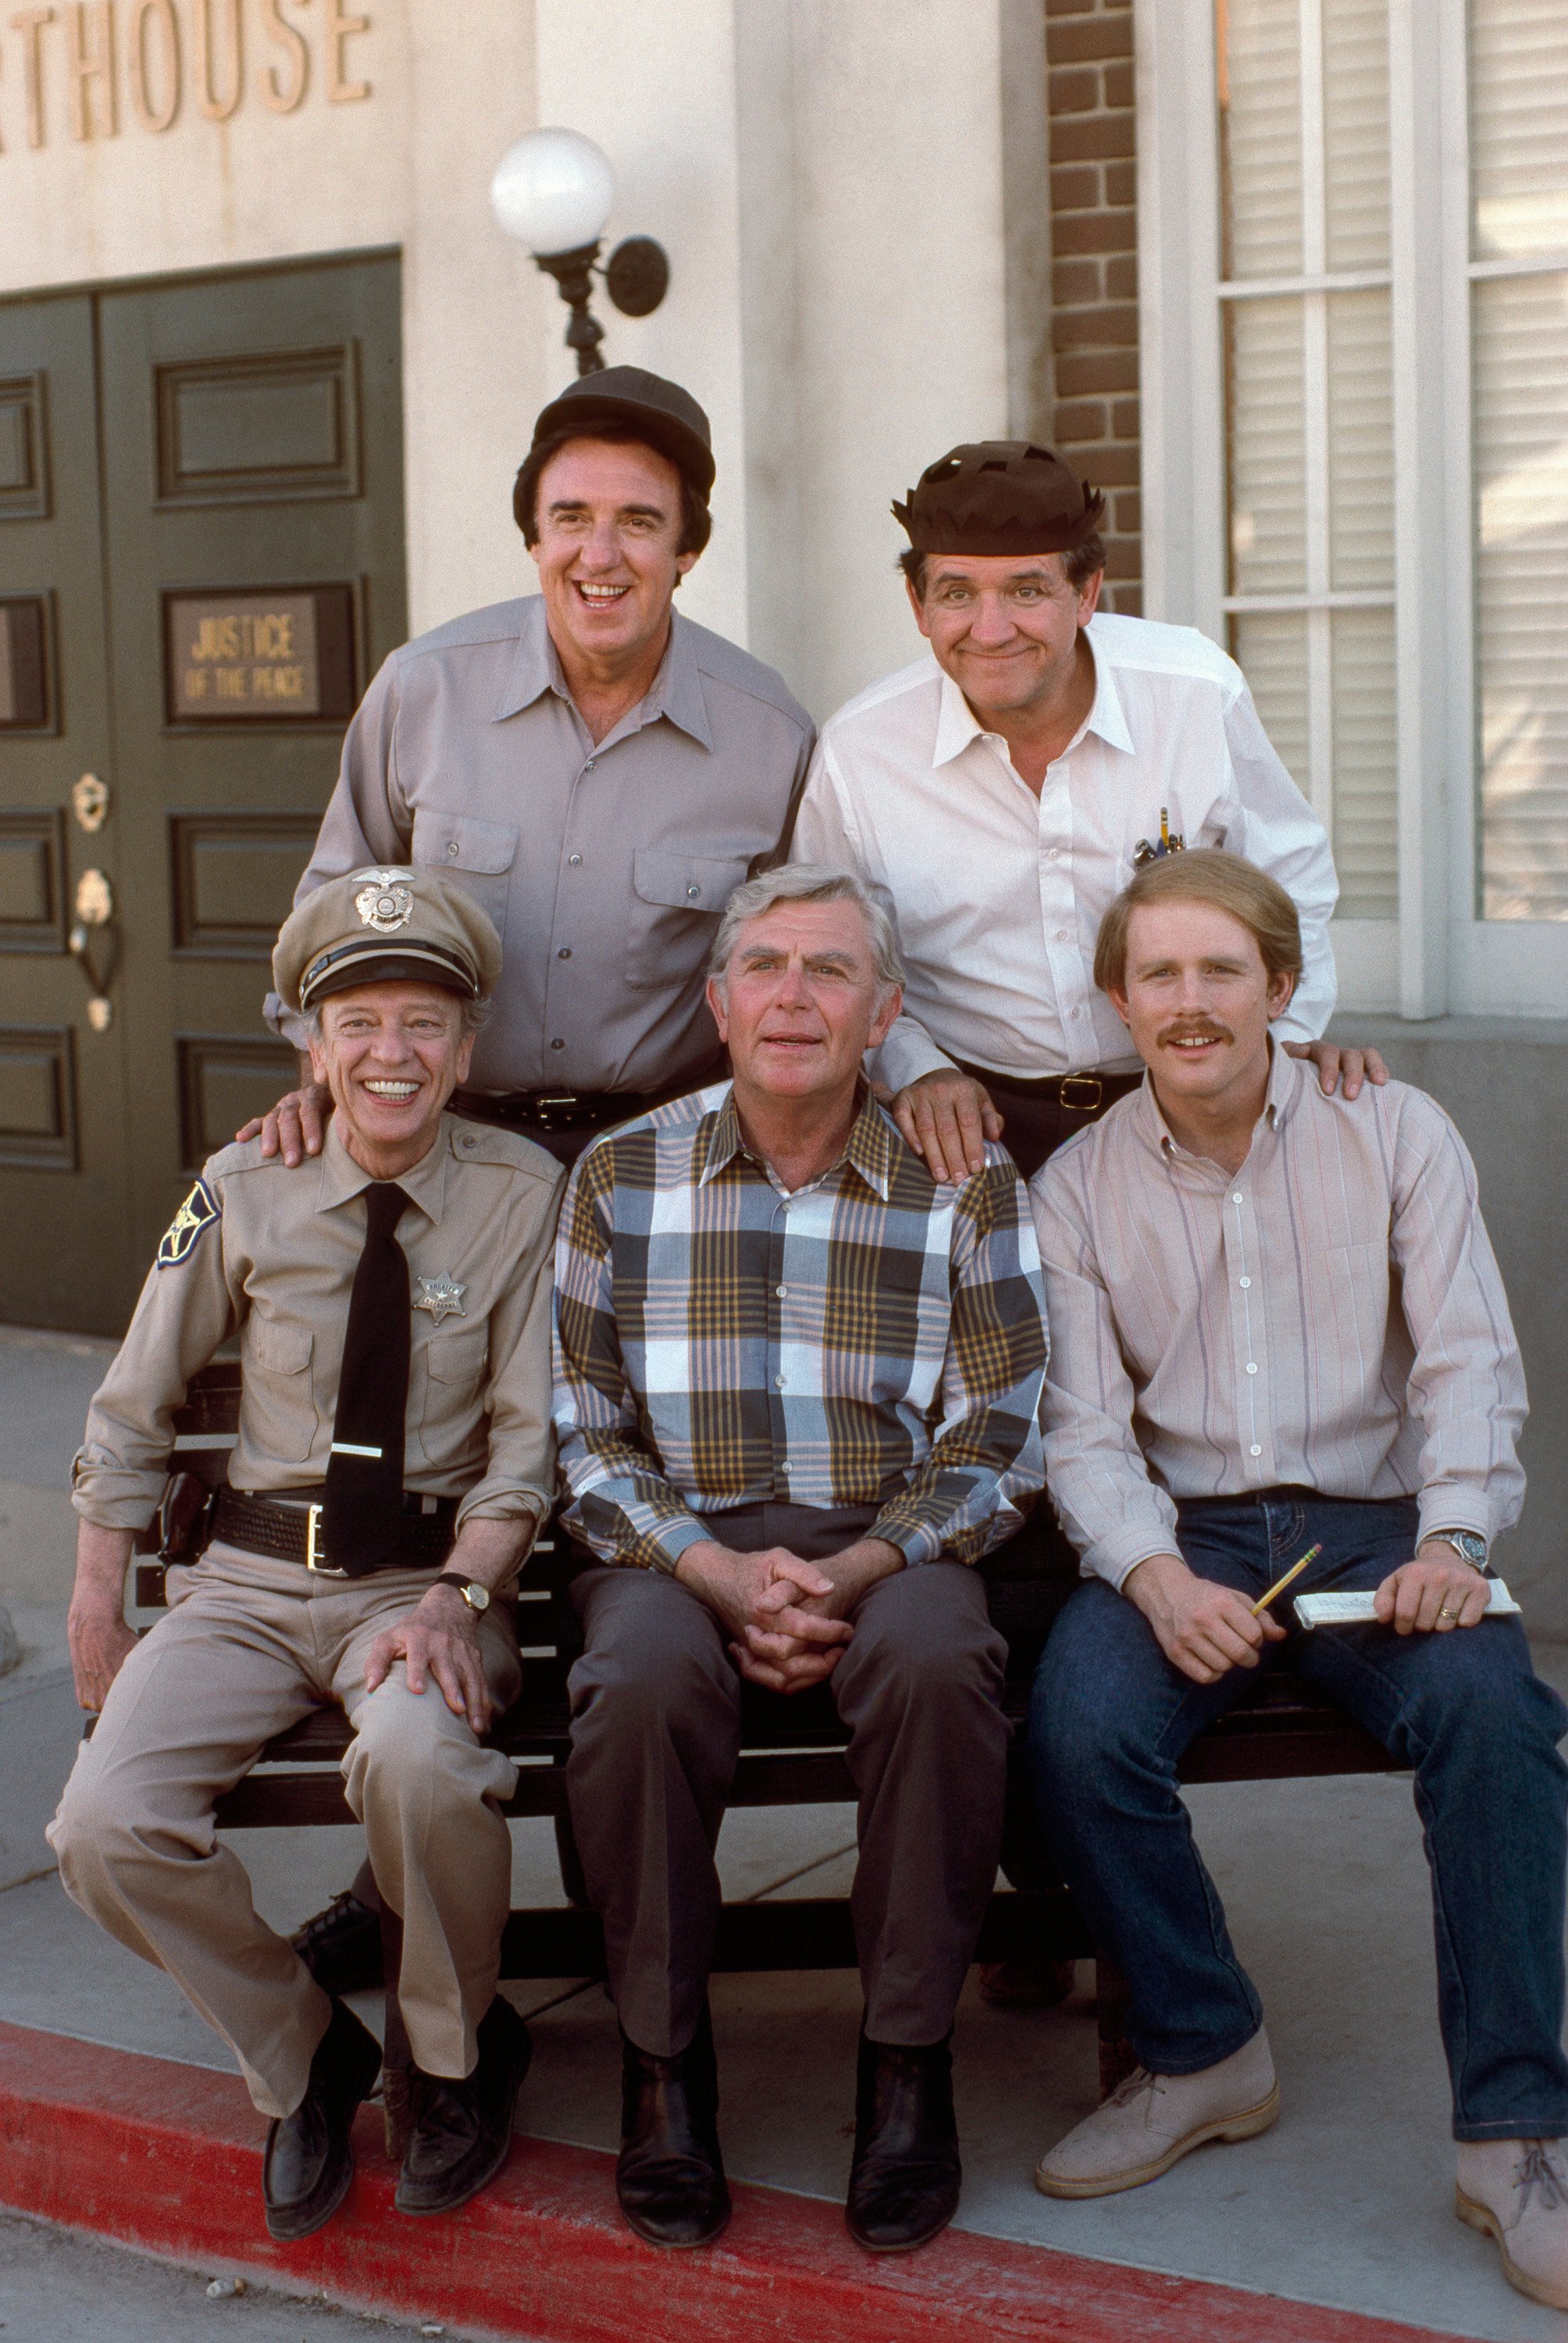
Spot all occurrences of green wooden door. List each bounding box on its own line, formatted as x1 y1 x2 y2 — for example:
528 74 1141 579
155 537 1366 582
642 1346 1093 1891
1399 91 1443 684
0 253 406 1332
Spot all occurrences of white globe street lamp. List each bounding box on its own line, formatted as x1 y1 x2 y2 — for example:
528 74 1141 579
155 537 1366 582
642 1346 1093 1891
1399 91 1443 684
490 127 670 376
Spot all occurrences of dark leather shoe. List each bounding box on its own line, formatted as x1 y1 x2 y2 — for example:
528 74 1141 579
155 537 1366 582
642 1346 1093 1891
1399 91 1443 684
263 1999 382 2241
394 1995 533 2216
617 2002 731 2248
289 1888 384 1995
846 2030 961 2252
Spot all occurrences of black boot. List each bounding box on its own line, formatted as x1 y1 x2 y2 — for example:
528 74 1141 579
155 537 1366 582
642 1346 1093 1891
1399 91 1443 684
846 2029 961 2252
395 1994 533 2216
617 2002 731 2248
289 1888 384 1995
262 1999 383 2241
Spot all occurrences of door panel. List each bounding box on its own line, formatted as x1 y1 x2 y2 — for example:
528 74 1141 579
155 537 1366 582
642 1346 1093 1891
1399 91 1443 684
0 255 406 1332
0 295 133 1328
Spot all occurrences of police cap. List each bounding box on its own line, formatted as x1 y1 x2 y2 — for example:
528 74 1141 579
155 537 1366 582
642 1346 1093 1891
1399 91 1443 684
892 440 1106 558
273 867 503 1015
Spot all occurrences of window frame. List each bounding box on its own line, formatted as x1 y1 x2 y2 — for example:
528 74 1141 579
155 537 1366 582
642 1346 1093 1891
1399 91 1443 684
1135 0 1568 1018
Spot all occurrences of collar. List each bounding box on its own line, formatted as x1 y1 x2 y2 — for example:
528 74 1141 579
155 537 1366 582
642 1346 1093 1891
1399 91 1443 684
699 1082 896 1200
1135 1037 1299 1164
315 1112 451 1223
494 597 714 748
929 625 1133 771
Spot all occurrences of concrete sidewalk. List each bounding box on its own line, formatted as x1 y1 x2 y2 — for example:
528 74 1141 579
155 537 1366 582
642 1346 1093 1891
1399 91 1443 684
2 1325 1565 2342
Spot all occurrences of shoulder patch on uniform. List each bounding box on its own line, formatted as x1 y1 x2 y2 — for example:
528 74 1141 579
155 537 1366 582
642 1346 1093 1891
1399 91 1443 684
157 1179 220 1268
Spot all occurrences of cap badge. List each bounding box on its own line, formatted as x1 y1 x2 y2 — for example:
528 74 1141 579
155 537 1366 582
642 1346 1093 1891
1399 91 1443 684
355 874 415 933
414 1272 467 1323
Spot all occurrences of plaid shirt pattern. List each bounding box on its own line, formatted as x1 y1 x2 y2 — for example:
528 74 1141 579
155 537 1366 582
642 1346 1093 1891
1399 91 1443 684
552 1084 1047 1572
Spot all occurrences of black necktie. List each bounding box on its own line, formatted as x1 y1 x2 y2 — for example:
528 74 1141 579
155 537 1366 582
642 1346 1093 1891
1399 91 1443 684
323 1182 411 1576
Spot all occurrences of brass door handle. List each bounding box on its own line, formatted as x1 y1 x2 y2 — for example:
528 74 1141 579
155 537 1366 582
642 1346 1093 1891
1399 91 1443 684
69 868 119 1031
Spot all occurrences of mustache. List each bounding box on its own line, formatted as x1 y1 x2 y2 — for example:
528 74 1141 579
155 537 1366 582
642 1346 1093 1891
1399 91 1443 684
1157 1021 1235 1047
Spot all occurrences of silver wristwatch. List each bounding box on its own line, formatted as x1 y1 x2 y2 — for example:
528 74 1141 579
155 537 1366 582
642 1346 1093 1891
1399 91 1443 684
1422 1528 1488 1573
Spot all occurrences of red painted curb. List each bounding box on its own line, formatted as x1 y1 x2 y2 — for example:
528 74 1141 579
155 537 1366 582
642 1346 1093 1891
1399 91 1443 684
0 2020 1461 2343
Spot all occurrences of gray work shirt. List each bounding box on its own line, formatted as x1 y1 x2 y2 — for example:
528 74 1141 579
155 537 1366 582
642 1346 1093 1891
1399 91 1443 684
265 595 814 1096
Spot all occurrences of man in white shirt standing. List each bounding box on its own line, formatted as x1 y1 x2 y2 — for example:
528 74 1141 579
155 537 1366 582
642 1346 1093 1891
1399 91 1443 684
1025 849 1568 2316
793 441 1384 1184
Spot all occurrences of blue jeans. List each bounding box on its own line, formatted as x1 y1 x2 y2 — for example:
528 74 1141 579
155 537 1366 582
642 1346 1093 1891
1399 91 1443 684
1026 1491 1568 2140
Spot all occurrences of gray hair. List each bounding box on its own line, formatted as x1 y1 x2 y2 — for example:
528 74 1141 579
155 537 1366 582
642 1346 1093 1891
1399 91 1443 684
305 990 492 1043
707 864 904 997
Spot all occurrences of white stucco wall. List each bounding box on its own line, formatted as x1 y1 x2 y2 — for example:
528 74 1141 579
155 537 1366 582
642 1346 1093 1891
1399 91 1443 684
0 0 1017 715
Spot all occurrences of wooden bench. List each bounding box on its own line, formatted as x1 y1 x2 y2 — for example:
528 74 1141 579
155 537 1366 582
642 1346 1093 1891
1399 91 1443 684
136 1363 1401 2143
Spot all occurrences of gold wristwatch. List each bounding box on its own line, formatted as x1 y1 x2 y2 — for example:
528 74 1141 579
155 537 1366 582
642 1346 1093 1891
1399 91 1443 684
433 1571 491 1614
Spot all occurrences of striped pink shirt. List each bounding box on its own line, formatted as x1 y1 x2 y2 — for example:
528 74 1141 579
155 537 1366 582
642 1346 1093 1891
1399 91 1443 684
1028 1043 1527 1588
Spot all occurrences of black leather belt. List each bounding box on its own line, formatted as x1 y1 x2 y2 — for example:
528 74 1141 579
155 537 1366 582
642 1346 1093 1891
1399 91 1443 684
955 1061 1143 1111
212 1489 458 1577
454 1057 725 1136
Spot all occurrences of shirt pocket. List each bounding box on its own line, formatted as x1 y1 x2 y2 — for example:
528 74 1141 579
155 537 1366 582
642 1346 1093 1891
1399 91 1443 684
240 1318 318 1464
418 1326 490 1463
411 806 519 948
624 848 749 990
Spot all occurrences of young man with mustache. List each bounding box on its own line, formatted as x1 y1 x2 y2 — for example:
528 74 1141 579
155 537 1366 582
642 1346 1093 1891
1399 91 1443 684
1025 849 1568 2314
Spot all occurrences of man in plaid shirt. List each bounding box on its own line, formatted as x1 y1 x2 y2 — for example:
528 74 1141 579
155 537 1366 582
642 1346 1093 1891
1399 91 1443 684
552 865 1046 2255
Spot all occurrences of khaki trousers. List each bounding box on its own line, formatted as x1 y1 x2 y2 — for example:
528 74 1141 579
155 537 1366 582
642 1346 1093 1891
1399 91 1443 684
49 1539 521 2120
566 1508 1010 2059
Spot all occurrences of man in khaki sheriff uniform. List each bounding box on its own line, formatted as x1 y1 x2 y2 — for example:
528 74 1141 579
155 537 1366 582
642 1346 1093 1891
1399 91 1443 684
49 868 563 2241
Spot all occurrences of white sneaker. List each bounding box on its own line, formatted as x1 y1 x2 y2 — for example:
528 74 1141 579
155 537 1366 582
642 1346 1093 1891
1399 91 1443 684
1035 2028 1279 2200
1456 2138 1568 2309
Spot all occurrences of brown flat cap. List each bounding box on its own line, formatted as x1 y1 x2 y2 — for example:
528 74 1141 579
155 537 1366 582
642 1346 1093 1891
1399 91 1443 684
526 365 715 497
273 867 503 1015
893 440 1105 557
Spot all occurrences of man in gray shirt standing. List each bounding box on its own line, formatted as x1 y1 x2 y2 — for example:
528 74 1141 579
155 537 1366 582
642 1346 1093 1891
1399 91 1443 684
252 365 814 1161
246 366 814 1988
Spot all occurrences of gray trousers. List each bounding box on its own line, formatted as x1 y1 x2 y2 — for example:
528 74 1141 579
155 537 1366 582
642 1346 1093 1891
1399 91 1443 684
565 1504 1010 2058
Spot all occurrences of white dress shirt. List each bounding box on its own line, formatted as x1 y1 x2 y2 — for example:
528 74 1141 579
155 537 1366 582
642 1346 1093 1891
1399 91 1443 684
792 612 1338 1090
1029 1045 1526 1589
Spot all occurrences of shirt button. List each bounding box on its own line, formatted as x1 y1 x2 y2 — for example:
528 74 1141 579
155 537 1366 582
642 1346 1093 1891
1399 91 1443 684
1238 1275 1251 1289
775 1374 786 1389
584 758 596 772
686 884 700 899
1245 1361 1259 1374
1057 929 1070 942
1231 1191 1245 1204
445 840 458 859
558 947 572 961
550 1038 565 1051
568 854 583 867
1048 849 1060 861
775 1284 788 1297
1250 1444 1263 1458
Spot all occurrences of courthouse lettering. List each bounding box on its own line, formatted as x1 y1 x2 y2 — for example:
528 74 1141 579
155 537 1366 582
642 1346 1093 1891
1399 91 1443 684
168 592 323 721
0 0 372 150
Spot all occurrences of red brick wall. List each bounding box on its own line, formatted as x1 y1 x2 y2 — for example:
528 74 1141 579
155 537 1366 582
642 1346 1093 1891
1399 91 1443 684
1046 0 1141 615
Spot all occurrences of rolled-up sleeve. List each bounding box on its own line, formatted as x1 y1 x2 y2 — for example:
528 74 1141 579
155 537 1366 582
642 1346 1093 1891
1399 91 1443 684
1032 1160 1181 1588
551 1149 711 1571
871 1163 1048 1565
454 1164 566 1535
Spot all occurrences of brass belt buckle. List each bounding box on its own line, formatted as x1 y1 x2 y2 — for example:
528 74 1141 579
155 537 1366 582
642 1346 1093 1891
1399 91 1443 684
1059 1073 1103 1112
305 1503 347 1578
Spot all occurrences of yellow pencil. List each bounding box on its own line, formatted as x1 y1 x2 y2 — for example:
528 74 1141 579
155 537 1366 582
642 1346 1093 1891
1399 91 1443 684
1249 1542 1323 1617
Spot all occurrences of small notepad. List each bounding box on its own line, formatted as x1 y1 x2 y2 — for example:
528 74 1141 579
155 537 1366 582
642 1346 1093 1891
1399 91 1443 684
1293 1578 1520 1630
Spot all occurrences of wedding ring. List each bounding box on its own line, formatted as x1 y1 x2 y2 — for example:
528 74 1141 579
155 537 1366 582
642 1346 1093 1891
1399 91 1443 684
1438 1606 1457 1621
